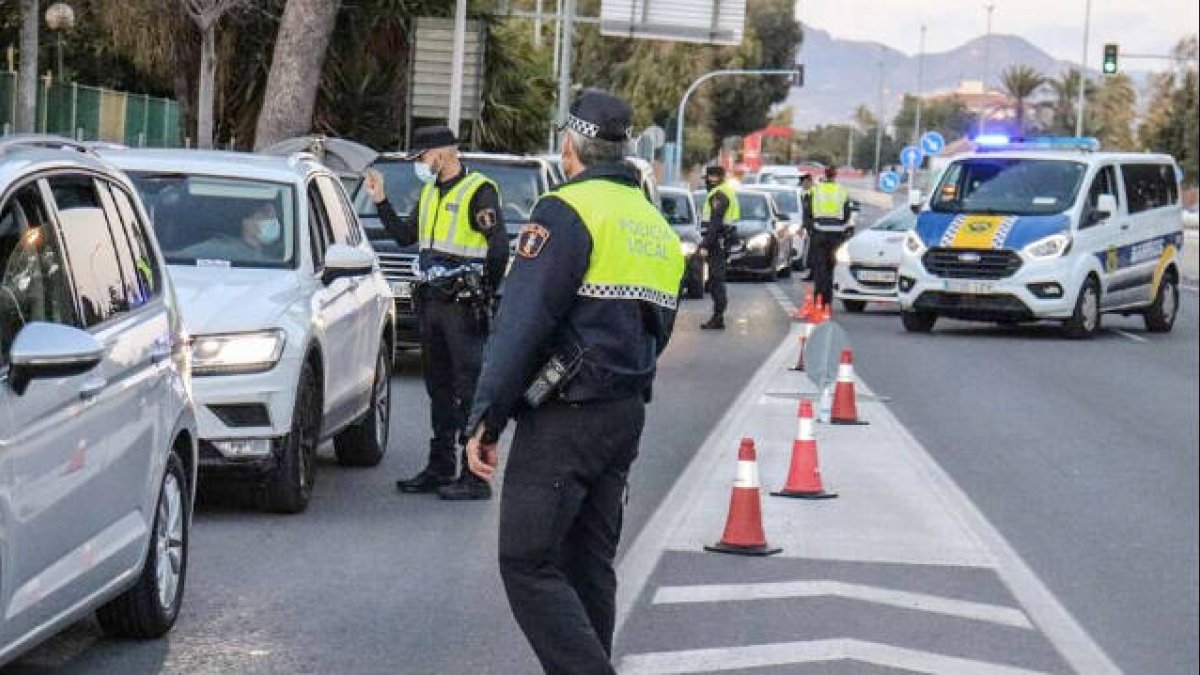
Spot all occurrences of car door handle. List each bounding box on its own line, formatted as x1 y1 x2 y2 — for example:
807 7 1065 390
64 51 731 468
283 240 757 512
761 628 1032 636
80 377 107 401
1119 223 1130 231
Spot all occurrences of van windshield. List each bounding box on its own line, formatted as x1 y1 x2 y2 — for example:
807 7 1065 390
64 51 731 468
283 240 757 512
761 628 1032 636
931 158 1086 216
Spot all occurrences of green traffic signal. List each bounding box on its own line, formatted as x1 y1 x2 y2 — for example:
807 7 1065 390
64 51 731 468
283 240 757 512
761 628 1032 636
1103 43 1119 75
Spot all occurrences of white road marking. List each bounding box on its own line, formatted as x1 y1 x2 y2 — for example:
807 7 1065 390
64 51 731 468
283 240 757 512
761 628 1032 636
765 282 798 315
652 580 1034 629
618 638 1051 675
1181 284 1198 294
1109 328 1149 343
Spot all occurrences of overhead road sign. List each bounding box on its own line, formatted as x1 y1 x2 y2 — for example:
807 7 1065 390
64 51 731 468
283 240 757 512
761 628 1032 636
600 0 746 45
919 131 945 156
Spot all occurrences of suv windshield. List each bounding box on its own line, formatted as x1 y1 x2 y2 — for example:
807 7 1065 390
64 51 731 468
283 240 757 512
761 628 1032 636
932 158 1086 216
737 193 771 221
354 160 422 220
469 161 544 233
872 206 918 231
768 190 799 214
659 191 694 226
130 173 297 269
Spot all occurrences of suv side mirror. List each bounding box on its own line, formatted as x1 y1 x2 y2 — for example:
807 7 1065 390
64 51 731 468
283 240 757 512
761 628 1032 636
8 322 105 395
322 243 375 285
1095 194 1117 218
908 189 923 212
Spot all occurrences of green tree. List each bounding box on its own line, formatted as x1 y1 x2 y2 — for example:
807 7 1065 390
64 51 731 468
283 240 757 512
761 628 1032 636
1139 36 1198 184
1092 73 1137 151
708 0 801 141
891 94 977 144
999 65 1046 136
1046 68 1099 136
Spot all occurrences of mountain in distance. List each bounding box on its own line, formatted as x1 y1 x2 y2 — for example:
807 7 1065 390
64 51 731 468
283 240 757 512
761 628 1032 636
784 23 1130 130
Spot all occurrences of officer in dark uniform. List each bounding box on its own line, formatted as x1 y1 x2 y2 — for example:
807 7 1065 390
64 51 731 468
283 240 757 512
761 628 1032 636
699 165 739 330
808 164 852 307
363 125 509 500
463 90 684 674
798 172 814 278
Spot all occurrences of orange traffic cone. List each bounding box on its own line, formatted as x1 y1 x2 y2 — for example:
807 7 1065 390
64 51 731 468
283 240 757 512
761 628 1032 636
794 287 815 321
789 322 812 371
772 399 838 499
705 438 782 556
830 349 868 425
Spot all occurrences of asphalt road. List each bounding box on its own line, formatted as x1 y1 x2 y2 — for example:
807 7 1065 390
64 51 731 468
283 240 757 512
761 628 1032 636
7 207 1197 673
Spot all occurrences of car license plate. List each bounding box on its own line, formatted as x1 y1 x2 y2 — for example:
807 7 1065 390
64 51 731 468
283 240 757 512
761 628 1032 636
857 269 896 283
945 280 994 294
391 281 412 299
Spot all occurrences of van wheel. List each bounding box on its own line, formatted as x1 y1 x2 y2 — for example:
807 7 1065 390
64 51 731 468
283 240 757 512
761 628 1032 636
1143 272 1178 333
97 451 189 638
901 310 936 333
1063 277 1101 339
335 341 391 467
264 362 320 513
842 300 867 313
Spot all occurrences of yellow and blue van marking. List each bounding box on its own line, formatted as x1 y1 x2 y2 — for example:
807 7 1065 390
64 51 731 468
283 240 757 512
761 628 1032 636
916 212 1068 250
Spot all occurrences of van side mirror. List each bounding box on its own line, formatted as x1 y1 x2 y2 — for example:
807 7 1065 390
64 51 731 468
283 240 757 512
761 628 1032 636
1095 194 1117 217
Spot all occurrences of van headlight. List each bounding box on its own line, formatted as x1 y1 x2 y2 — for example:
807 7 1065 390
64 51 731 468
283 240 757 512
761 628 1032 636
191 329 286 375
747 233 772 252
835 244 851 264
1023 233 1071 260
903 230 926 256
681 241 698 256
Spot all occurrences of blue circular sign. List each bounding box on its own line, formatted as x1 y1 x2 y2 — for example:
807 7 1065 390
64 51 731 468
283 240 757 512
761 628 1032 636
878 170 901 194
899 145 924 171
920 131 946 155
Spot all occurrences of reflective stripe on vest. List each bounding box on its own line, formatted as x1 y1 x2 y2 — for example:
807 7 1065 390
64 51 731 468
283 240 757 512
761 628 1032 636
702 181 741 223
417 171 495 259
549 180 685 310
812 181 848 220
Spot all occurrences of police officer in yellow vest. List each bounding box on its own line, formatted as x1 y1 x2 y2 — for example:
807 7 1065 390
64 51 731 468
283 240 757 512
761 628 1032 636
464 90 683 674
699 165 740 329
363 125 509 500
809 164 852 307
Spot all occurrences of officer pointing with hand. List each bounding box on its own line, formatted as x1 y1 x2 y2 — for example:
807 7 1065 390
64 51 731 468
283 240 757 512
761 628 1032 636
464 89 683 673
363 125 509 501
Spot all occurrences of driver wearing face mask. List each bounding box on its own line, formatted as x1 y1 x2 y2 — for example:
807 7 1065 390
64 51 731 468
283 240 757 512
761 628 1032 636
241 203 282 255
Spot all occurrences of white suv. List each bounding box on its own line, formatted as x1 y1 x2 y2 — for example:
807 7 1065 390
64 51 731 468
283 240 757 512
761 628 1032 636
102 149 395 513
1 138 197 664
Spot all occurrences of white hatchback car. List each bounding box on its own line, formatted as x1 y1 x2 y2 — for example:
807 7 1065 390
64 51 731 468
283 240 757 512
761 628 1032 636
103 149 395 513
834 205 918 311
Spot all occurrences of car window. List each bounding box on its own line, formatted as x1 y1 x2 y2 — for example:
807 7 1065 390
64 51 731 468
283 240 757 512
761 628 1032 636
50 176 131 327
871 207 918 232
469 161 542 232
308 180 334 269
107 184 162 302
770 190 799 214
736 193 771 221
1079 166 1119 230
129 172 297 269
659 192 693 225
1121 163 1178 215
0 183 77 369
317 175 358 245
95 182 151 310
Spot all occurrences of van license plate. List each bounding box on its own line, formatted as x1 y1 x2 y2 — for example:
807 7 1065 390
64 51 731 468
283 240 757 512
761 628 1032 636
391 281 412 299
945 280 994 294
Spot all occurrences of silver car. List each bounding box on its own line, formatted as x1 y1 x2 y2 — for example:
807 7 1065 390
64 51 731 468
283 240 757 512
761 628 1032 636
0 137 197 665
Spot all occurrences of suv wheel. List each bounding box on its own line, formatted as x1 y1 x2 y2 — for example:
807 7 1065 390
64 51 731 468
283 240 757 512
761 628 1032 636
335 340 392 467
265 361 320 513
1143 272 1178 333
97 451 189 638
1063 277 1101 339
901 310 937 333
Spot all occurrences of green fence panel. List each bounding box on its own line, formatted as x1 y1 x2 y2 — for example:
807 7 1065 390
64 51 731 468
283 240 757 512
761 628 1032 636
2 75 182 146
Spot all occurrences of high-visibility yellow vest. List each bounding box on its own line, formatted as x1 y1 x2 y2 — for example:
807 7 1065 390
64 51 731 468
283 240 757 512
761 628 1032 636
417 171 497 259
812 181 848 220
702 181 741 223
549 180 685 309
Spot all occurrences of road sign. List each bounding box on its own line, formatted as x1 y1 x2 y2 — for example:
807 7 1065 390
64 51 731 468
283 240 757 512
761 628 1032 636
919 131 945 156
409 17 485 121
899 145 924 171
601 0 746 45
878 171 901 194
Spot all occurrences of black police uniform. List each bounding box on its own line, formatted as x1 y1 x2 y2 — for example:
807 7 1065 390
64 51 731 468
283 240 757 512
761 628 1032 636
467 94 678 675
701 186 731 328
376 166 509 496
808 189 852 307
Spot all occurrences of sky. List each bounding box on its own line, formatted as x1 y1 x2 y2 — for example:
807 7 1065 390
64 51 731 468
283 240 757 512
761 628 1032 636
794 0 1198 69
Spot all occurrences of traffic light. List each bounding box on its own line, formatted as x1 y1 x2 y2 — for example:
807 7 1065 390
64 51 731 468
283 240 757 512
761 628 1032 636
1103 43 1119 75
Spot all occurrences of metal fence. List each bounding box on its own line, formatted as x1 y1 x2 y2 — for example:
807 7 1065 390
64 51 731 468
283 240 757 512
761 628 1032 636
0 72 182 147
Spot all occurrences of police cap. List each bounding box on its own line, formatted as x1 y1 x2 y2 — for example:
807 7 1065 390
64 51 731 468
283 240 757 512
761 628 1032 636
404 125 459 159
562 89 633 143
705 165 726 179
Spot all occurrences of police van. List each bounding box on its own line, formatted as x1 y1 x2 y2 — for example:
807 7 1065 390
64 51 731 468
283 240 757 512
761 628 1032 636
897 137 1183 338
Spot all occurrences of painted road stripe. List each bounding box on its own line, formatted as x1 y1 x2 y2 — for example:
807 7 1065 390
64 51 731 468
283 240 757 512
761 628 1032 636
652 580 1034 629
619 638 1051 675
766 282 798 315
1109 328 1149 343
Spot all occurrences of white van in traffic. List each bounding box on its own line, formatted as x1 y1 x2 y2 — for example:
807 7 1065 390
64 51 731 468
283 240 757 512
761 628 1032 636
897 138 1183 338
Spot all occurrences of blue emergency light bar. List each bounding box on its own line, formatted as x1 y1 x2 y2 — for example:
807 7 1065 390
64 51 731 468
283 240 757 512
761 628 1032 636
974 135 1101 152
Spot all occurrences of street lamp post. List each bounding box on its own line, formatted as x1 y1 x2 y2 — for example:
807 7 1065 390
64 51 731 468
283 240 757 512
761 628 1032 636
873 49 885 175
978 2 995 135
44 2 75 83
672 68 796 185
1075 0 1092 137
914 23 926 144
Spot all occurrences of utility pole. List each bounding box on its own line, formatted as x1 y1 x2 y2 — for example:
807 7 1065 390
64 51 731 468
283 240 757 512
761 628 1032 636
874 49 885 175
846 125 855 168
914 23 926 144
979 2 995 135
534 0 543 48
1075 0 1091 137
554 0 577 151
447 0 468 136
16 0 39 133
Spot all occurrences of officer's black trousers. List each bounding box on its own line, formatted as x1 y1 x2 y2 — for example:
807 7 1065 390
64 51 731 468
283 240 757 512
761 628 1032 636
417 294 485 478
810 229 845 307
499 395 645 675
707 251 727 318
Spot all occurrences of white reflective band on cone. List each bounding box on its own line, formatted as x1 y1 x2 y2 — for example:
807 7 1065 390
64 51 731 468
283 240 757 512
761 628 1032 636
798 416 814 441
734 460 760 488
837 363 854 381
804 322 813 337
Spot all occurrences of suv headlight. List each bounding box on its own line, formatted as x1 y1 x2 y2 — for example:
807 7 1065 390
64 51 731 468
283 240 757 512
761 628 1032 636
903 230 926 257
191 329 286 376
681 241 698 256
835 243 851 264
747 232 772 252
1023 233 1071 260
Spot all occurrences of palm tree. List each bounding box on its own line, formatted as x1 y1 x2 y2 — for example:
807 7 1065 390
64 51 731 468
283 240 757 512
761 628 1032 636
1000 65 1046 136
1048 69 1100 136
